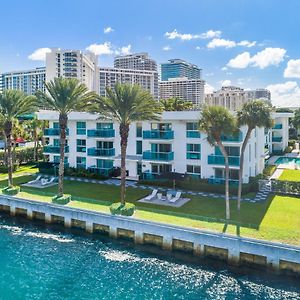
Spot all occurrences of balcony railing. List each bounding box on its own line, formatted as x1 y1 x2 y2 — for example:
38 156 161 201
87 166 113 176
272 137 282 143
87 148 115 157
76 128 86 135
186 152 201 160
87 129 115 138
221 132 243 142
208 176 239 185
142 151 174 161
208 155 240 166
143 130 174 139
44 145 69 154
44 128 69 136
186 131 200 138
273 124 283 129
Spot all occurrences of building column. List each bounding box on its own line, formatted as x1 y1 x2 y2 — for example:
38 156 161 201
267 257 280 273
27 209 33 220
45 213 52 224
10 205 16 216
162 235 173 251
193 243 205 256
64 217 72 228
228 248 240 266
134 231 144 244
109 226 117 238
85 221 93 233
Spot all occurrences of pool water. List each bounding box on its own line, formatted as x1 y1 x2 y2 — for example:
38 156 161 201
0 215 299 300
275 157 300 165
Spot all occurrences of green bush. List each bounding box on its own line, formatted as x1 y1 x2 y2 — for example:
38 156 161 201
2 186 20 196
110 202 135 216
263 165 277 178
0 164 19 173
0 147 43 165
284 146 293 153
52 194 71 205
288 140 296 148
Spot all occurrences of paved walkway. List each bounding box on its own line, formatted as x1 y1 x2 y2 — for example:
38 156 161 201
270 169 283 180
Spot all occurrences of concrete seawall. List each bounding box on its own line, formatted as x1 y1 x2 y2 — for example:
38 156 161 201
0 195 299 276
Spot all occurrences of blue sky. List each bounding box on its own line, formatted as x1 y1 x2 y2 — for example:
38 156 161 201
1 0 300 107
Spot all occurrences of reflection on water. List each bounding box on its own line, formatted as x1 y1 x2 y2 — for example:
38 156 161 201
0 214 299 300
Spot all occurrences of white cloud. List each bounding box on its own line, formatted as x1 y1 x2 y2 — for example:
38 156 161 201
207 38 256 49
165 29 221 41
204 83 215 94
104 27 114 34
238 40 256 47
163 45 171 51
221 80 232 87
195 46 201 50
221 66 228 71
266 81 300 107
86 42 113 55
227 48 286 69
284 59 300 78
28 47 51 61
120 44 131 55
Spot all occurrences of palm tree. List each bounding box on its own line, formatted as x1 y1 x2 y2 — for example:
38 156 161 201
292 108 300 137
36 77 96 198
0 90 37 189
90 83 162 206
160 97 193 111
237 100 273 212
199 106 237 220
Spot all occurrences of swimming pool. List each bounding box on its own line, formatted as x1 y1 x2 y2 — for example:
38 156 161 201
274 157 300 165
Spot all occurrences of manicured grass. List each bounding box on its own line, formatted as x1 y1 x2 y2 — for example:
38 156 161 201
279 169 300 182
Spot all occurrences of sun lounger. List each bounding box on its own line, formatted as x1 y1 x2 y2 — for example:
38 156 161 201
170 192 182 203
41 177 55 186
145 189 158 201
28 175 42 184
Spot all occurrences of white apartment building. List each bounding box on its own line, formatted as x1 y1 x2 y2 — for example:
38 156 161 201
37 111 291 184
0 67 46 94
99 67 159 99
159 77 205 106
114 53 157 71
46 48 99 92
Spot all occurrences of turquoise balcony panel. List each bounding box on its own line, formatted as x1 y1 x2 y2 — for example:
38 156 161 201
142 151 174 161
186 152 201 160
186 131 200 138
87 148 115 157
87 129 115 138
273 124 283 129
143 130 174 139
208 155 240 166
272 137 282 142
208 176 239 185
87 166 113 176
44 145 69 154
76 128 86 135
44 128 69 136
221 132 243 142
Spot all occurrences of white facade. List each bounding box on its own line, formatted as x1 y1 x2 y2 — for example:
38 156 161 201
37 110 290 184
114 52 157 71
159 77 205 106
99 67 158 99
46 48 99 92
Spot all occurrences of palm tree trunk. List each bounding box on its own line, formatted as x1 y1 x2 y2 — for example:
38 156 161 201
237 128 253 212
217 141 230 220
58 114 67 197
4 121 13 188
42 122 46 162
120 123 129 205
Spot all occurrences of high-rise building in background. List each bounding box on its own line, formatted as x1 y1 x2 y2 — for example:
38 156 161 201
46 48 99 92
0 67 46 94
161 59 201 81
114 53 157 71
254 88 271 101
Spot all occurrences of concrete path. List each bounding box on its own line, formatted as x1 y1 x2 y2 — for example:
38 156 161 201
270 169 283 180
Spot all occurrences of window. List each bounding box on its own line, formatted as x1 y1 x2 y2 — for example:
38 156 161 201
77 139 86 152
53 139 59 146
186 144 201 159
76 122 86 135
151 123 172 131
136 123 142 137
54 156 68 164
151 164 172 174
53 122 59 129
96 141 113 149
186 165 201 175
151 143 172 153
186 122 200 138
76 157 86 169
215 146 239 156
96 123 113 130
96 159 113 169
136 141 142 155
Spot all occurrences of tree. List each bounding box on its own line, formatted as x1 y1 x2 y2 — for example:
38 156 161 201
36 77 96 198
292 108 300 136
160 98 193 111
90 83 162 206
237 100 273 212
0 90 37 189
198 106 236 220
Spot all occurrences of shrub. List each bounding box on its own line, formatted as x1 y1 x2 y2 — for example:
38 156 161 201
284 146 293 153
52 194 71 205
110 202 135 216
2 186 20 196
263 165 277 178
0 164 19 173
288 140 296 148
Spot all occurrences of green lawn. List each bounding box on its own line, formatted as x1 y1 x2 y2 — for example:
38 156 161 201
0 172 299 246
279 169 300 182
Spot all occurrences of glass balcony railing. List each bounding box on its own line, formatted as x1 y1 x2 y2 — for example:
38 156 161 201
44 145 69 154
186 131 200 138
76 128 86 135
44 128 69 136
87 166 113 176
87 148 115 157
143 130 174 139
142 151 174 161
272 137 283 142
221 132 243 142
208 176 239 185
208 155 240 166
273 124 283 129
87 129 115 138
186 152 201 160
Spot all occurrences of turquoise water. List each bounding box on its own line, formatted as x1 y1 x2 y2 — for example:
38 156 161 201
275 157 300 165
0 215 299 300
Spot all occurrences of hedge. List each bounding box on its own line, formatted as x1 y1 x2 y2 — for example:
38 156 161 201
263 165 277 178
0 147 42 165
52 194 71 205
110 202 135 216
271 179 300 196
2 186 20 196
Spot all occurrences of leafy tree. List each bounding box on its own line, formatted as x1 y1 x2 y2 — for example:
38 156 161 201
292 108 300 136
199 106 237 220
160 98 193 111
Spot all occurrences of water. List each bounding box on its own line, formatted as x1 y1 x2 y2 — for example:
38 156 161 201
274 157 300 166
0 215 299 300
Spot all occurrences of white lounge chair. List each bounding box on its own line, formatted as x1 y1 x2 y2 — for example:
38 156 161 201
28 175 42 184
145 189 158 201
170 192 182 203
41 177 55 186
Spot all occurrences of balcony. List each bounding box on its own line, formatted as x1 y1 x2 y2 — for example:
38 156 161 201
142 151 174 161
87 166 113 176
44 145 69 154
87 148 115 157
273 124 283 129
44 128 69 136
221 132 243 142
272 137 283 143
208 155 240 166
76 128 86 135
87 129 115 138
186 131 200 138
143 130 174 139
208 176 239 185
141 171 160 180
186 152 201 160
